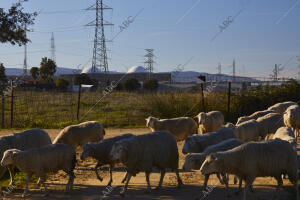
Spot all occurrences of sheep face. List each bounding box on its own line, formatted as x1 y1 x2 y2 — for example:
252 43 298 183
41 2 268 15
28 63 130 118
197 112 206 124
182 154 205 171
80 143 92 160
110 142 127 161
1 149 19 167
145 117 157 128
182 136 204 154
200 153 220 175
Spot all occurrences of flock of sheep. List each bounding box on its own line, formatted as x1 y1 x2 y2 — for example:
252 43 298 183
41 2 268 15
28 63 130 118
0 101 299 200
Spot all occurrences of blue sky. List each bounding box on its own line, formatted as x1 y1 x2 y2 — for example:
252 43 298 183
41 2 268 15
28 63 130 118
1 0 300 78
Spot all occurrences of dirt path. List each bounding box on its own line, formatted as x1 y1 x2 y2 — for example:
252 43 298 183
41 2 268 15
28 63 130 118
0 128 298 200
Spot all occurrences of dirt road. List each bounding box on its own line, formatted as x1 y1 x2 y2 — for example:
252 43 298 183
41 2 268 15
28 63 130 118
0 128 297 200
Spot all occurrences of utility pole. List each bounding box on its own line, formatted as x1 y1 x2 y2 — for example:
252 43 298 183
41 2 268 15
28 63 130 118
50 32 56 62
232 59 236 82
144 49 155 79
86 0 113 74
23 24 28 76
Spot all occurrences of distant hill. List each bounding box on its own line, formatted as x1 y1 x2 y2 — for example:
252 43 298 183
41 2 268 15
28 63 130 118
5 67 81 76
5 67 258 82
169 71 258 82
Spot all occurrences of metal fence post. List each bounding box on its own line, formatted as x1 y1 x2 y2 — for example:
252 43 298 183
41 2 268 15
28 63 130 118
200 83 206 112
77 84 82 121
10 80 14 128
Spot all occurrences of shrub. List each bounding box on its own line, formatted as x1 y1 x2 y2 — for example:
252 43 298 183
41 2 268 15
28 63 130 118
55 78 69 89
124 78 141 91
143 78 158 91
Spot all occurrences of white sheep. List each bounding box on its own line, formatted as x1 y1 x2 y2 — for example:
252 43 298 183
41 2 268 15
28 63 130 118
1 144 76 197
110 131 182 197
182 138 243 192
273 127 297 150
284 104 300 137
182 127 237 154
267 101 297 114
196 111 224 134
256 113 284 139
233 119 260 142
200 139 299 200
236 110 274 124
145 116 198 141
53 121 105 149
0 129 51 186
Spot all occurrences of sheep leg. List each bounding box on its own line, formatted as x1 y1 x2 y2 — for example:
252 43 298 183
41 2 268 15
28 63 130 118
121 172 128 183
288 172 299 200
94 162 103 182
8 165 15 186
120 173 132 197
40 175 49 196
273 175 283 199
66 171 75 192
107 164 114 187
175 169 183 187
203 174 210 189
144 171 151 194
22 173 32 198
156 169 165 190
217 173 224 184
236 177 243 195
233 175 238 185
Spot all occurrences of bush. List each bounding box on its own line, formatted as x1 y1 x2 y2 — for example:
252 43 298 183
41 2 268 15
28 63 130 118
124 78 141 91
55 78 69 89
143 79 158 91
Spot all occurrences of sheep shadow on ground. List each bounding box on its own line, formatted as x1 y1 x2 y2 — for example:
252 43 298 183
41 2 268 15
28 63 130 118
1 182 297 200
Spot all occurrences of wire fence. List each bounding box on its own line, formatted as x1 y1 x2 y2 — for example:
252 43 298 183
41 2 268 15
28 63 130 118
1 80 299 129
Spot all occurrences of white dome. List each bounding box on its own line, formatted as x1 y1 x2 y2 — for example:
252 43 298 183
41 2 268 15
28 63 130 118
127 66 147 73
81 66 100 74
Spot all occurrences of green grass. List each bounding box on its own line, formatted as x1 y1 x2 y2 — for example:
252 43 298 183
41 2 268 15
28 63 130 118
0 172 38 188
0 80 299 129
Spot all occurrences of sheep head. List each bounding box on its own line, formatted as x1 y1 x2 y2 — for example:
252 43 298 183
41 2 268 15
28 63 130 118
200 153 221 175
1 149 20 167
110 142 127 161
81 143 94 161
197 112 206 124
145 116 158 128
182 153 205 171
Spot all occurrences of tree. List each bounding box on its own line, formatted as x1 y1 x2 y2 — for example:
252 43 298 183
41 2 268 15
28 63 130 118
0 1 37 46
30 67 39 80
55 78 69 89
143 78 158 91
0 63 7 93
124 78 141 91
39 57 56 83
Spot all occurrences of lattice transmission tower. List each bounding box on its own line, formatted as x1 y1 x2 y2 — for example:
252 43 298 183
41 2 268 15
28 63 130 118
144 49 155 79
86 0 113 73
